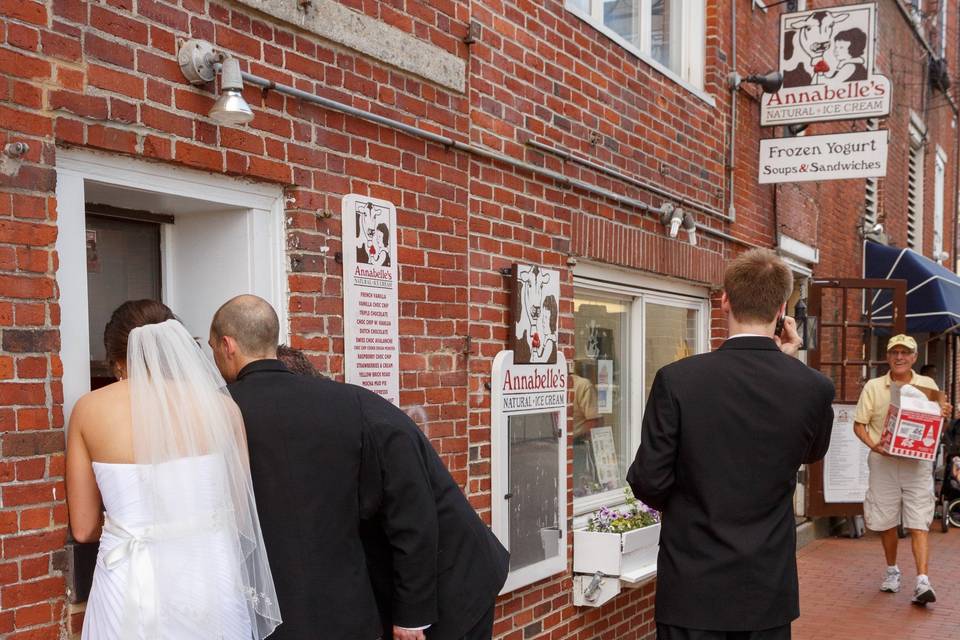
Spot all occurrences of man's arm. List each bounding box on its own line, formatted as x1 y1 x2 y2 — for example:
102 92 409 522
803 382 835 463
626 370 680 512
851 381 889 456
359 393 439 632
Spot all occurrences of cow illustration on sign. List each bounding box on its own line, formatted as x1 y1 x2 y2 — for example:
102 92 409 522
782 9 850 87
511 264 559 364
355 201 391 267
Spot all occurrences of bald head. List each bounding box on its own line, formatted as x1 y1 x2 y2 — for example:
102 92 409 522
211 295 279 357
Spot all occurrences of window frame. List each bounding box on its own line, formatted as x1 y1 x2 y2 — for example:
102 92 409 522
907 116 925 252
572 265 709 525
934 146 947 262
565 0 712 106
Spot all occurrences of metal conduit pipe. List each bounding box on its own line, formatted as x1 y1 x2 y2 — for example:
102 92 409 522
240 72 758 248
727 0 738 223
525 139 733 223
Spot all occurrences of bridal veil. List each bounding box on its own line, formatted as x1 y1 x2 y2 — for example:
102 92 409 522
125 319 281 638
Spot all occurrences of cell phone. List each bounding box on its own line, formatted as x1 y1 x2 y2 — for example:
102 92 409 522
775 314 785 337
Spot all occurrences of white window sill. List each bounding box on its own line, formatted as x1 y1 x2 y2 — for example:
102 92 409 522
566 6 716 108
620 562 657 586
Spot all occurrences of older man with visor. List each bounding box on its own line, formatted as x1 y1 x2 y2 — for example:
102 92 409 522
853 334 950 605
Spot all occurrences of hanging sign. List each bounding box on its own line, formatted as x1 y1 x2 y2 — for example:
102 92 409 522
342 194 400 405
761 3 891 126
759 130 888 183
510 264 560 364
823 404 870 503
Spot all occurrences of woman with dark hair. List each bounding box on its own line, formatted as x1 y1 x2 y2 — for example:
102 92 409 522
66 300 280 639
276 344 322 377
828 28 868 84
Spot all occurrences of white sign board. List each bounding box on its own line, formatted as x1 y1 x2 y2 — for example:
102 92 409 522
761 3 890 126
341 194 400 405
491 350 568 594
759 130 888 184
824 404 870 503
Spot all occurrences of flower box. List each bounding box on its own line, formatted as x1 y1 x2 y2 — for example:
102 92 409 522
573 523 661 583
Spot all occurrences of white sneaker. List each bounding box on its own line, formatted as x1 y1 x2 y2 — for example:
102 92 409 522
912 577 936 605
880 567 901 593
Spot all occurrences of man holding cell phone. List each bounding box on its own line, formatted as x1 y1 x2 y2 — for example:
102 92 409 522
628 249 835 640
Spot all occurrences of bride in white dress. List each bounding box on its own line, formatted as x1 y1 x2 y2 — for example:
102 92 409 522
66 300 281 639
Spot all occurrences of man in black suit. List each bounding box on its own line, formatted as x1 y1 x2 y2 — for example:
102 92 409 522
209 295 386 640
358 394 509 640
212 297 508 640
628 250 835 640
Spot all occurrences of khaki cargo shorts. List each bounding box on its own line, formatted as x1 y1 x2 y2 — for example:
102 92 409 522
864 451 935 531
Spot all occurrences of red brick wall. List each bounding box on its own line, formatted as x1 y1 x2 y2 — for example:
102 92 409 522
0 0 957 638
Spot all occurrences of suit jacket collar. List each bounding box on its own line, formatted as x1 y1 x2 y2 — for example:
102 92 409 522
236 358 292 380
718 336 780 351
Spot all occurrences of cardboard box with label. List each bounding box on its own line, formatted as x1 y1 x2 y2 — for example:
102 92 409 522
879 384 944 461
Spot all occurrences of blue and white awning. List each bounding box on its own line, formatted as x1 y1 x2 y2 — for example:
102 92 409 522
865 241 960 334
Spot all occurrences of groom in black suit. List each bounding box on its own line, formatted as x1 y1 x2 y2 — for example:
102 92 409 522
628 250 834 640
212 295 508 640
210 294 384 640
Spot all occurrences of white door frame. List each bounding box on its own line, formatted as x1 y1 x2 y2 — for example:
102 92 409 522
55 149 287 419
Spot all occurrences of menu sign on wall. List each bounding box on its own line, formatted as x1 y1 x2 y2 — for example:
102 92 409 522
342 194 400 406
823 404 870 503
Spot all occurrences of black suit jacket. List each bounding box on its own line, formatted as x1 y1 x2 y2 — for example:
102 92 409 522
228 360 382 640
627 337 834 632
357 388 510 639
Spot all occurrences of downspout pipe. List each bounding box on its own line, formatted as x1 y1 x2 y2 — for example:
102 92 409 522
727 0 738 222
951 2 960 407
239 71 763 249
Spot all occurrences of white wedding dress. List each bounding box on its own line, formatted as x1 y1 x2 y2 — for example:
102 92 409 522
82 455 255 639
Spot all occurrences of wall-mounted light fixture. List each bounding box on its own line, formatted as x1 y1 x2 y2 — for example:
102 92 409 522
178 39 253 125
660 203 697 246
728 71 784 94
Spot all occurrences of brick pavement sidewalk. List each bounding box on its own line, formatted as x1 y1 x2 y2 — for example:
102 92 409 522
794 529 959 639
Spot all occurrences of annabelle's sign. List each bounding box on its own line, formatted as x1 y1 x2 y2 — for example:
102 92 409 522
761 3 890 126
492 352 567 415
342 194 400 405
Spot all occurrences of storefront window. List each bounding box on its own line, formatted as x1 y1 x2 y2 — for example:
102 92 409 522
572 294 630 501
644 302 697 398
573 274 707 516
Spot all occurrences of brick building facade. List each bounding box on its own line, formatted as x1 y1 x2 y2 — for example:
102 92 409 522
0 0 956 638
